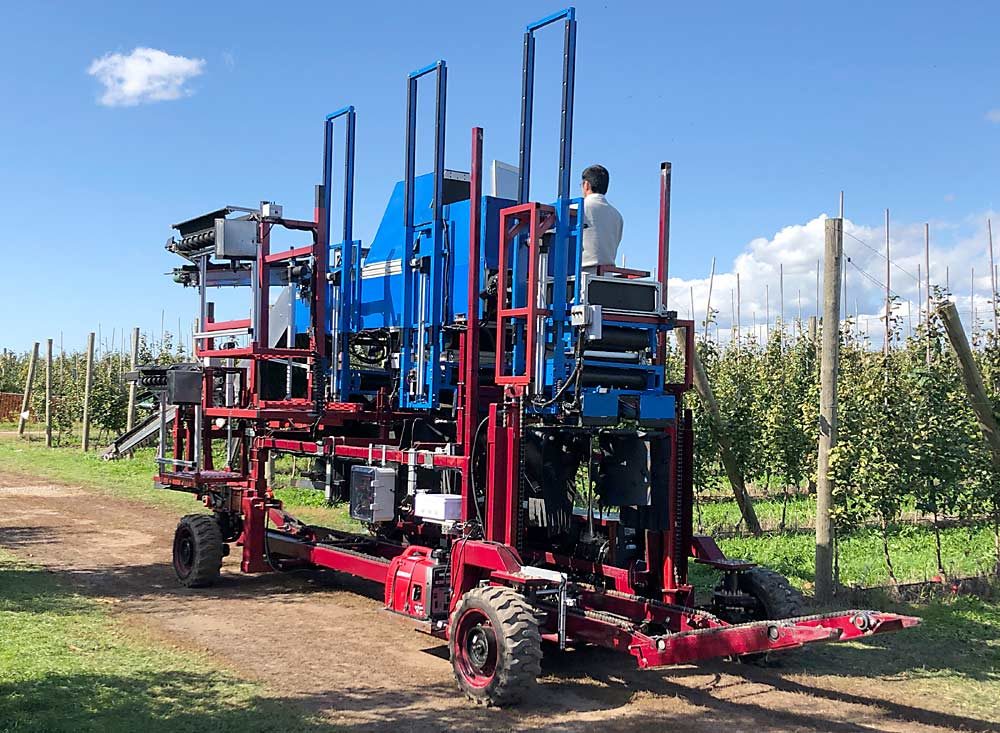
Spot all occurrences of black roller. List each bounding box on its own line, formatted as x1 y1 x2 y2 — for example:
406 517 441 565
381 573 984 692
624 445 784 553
580 367 646 390
588 326 650 351
174 227 216 253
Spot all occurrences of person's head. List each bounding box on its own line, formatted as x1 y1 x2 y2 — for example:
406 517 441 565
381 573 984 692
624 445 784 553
581 164 609 196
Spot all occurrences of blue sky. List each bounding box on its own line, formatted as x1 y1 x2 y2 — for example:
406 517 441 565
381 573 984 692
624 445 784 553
2 0 999 351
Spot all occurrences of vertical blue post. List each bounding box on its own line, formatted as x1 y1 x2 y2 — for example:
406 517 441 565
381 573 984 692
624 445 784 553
517 8 578 398
324 105 356 401
401 61 447 409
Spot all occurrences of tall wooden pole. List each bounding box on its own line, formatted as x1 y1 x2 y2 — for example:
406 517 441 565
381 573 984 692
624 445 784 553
17 342 39 437
81 332 95 452
126 327 140 431
779 263 785 345
989 219 998 340
816 217 843 604
816 259 820 319
736 273 742 346
884 208 891 355
972 267 977 337
730 289 737 344
925 224 932 365
765 284 770 341
917 264 922 327
703 257 716 342
44 339 53 447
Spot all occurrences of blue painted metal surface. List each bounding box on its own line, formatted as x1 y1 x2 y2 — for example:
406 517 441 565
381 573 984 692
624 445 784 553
400 61 448 409
639 393 676 426
322 105 357 400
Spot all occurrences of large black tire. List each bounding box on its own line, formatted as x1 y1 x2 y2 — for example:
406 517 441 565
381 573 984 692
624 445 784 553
449 586 542 706
741 567 806 620
735 567 806 664
172 514 224 588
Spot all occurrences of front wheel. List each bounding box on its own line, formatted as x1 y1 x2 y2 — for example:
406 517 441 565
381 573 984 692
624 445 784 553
172 514 224 587
449 586 542 706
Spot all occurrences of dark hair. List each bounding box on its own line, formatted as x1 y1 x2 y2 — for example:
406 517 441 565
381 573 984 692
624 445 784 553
581 165 609 194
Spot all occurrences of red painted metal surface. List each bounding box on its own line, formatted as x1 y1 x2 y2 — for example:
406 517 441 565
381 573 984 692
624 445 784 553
495 202 555 388
461 126 483 521
152 124 919 692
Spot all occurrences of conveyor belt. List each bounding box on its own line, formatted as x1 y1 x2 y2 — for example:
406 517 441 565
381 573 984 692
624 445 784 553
102 406 176 460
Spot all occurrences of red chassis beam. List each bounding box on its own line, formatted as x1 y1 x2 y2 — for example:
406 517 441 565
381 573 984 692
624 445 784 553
626 610 921 668
450 540 920 668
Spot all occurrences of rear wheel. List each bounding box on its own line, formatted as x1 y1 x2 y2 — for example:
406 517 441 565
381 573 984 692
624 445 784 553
741 567 805 620
449 586 542 706
728 567 806 663
172 514 224 588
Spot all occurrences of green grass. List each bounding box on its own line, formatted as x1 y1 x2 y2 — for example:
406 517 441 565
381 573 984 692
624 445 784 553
718 522 999 590
798 594 1000 724
697 494 816 531
0 551 330 733
0 438 355 530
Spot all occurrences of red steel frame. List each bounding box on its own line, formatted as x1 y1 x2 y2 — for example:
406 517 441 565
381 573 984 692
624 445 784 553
156 126 919 675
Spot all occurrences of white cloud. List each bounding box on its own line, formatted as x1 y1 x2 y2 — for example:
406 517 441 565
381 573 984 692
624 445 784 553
665 211 1000 344
88 48 205 107
986 109 1000 124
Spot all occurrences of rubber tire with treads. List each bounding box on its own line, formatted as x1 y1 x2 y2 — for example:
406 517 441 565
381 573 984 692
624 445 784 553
741 567 806 620
172 514 224 588
737 567 806 663
449 586 542 706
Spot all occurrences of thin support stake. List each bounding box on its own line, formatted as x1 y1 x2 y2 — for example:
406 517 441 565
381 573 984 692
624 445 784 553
82 332 95 452
17 342 39 437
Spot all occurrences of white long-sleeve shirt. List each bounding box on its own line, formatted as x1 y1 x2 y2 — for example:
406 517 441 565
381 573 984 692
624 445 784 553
581 193 624 268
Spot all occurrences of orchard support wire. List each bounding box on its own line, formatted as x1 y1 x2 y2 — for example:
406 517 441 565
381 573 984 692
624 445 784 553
816 217 843 603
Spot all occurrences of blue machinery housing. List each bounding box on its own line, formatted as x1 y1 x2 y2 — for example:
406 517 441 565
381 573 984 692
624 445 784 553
310 6 676 426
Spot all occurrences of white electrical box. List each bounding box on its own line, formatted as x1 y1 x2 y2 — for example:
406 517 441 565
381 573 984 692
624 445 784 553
414 493 463 523
350 466 396 523
261 202 283 219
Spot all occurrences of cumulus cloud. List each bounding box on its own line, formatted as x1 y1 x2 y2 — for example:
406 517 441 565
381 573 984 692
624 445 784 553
987 109 1000 123
665 211 1000 345
88 48 205 106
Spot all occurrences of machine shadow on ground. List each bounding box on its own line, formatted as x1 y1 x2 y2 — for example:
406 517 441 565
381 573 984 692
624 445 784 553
4 522 998 733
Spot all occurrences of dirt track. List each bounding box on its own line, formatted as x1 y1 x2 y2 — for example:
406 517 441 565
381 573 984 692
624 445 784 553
1 470 996 733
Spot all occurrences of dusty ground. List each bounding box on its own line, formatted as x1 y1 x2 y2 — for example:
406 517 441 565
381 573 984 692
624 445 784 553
1 470 996 733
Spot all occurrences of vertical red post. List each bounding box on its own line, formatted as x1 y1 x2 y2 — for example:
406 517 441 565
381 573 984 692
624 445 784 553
485 403 506 541
462 127 484 520
503 403 520 548
662 425 677 595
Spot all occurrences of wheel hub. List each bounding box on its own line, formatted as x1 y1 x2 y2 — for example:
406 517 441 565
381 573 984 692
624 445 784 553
467 625 491 671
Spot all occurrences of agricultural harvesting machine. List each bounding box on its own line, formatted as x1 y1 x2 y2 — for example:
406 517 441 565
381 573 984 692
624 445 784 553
135 8 918 705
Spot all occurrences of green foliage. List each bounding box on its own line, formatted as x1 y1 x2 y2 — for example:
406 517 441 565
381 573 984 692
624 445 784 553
6 333 189 446
689 297 1000 582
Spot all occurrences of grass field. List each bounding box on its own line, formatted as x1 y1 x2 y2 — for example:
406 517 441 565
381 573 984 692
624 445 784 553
0 550 327 733
2 435 999 727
